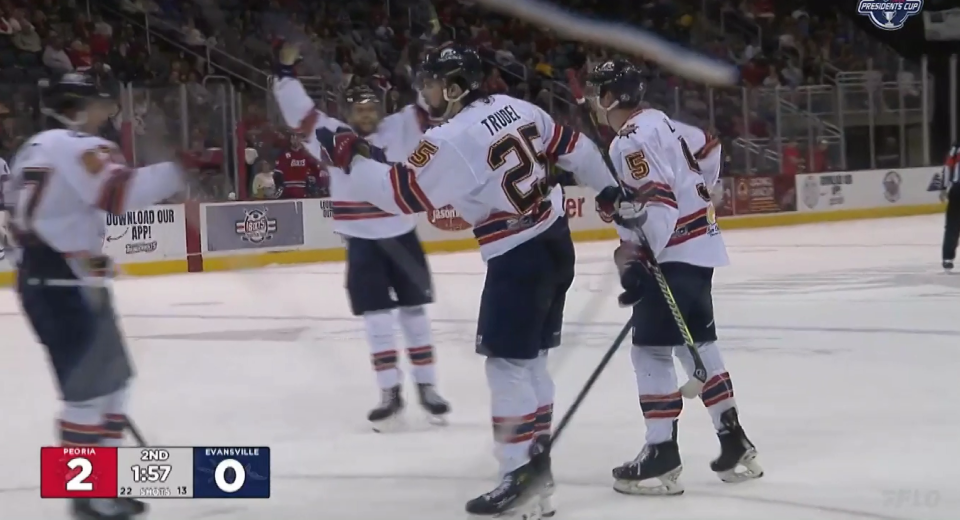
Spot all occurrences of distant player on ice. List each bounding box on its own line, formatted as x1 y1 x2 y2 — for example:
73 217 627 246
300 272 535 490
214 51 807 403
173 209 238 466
272 44 451 431
312 43 624 518
8 72 185 519
585 60 763 495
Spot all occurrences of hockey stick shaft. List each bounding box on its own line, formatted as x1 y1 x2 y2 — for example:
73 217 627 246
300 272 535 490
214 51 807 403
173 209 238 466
126 417 149 447
549 320 631 447
471 0 738 86
565 69 707 398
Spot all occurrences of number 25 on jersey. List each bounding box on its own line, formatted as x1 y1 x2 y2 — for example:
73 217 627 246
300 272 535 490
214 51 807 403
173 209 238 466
40 447 119 498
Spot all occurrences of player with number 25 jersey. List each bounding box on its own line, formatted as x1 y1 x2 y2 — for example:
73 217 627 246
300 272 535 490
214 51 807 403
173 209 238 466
317 44 617 519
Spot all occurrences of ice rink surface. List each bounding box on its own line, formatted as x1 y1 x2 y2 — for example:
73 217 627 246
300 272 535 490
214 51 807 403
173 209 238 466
1 214 959 519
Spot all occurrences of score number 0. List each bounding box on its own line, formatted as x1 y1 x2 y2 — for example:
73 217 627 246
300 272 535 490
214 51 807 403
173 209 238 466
214 459 247 493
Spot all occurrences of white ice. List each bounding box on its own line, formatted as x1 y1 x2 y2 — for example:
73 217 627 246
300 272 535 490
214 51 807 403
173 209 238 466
1 214 958 520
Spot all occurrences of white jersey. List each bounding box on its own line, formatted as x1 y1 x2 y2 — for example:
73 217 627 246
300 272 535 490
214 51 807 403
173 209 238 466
671 120 722 187
0 157 10 208
9 129 183 277
610 109 729 268
272 76 420 240
337 94 615 260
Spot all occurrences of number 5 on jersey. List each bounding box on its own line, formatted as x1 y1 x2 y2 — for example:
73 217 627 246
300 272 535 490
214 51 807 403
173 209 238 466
40 447 119 498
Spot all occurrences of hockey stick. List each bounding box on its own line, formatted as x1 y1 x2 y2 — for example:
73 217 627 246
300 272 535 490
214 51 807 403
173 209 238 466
470 0 738 86
549 320 631 446
126 417 149 447
565 69 707 399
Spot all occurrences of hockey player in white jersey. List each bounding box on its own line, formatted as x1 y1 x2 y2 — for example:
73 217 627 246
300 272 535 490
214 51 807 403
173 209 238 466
314 44 621 518
10 73 184 519
272 45 450 430
585 60 762 495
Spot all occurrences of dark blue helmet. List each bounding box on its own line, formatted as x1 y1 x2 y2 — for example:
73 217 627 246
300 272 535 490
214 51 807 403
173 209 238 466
342 84 380 107
418 43 484 93
585 59 645 109
40 72 117 116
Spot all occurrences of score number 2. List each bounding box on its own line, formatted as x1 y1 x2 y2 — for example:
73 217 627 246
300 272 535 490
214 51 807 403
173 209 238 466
67 457 94 491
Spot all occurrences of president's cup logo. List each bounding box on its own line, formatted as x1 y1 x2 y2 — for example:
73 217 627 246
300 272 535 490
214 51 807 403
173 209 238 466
857 0 922 31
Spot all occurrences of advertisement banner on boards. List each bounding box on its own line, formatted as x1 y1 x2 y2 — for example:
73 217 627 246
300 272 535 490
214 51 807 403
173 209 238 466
205 200 305 252
732 175 797 215
103 205 187 262
797 172 854 212
796 167 942 212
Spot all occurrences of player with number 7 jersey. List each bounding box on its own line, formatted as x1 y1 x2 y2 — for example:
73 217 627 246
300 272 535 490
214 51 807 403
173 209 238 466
11 72 185 520
317 44 618 519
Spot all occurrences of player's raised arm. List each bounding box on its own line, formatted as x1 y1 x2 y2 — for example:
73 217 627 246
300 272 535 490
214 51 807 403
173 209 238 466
271 44 349 162
62 140 183 214
530 103 616 193
318 131 480 215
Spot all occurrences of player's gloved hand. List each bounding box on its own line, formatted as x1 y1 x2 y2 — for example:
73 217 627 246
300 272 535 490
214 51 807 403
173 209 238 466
941 189 950 203
275 42 301 78
315 128 375 172
613 241 653 308
596 185 648 229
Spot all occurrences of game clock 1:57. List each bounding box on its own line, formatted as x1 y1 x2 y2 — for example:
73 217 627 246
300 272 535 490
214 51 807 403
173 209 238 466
130 464 171 483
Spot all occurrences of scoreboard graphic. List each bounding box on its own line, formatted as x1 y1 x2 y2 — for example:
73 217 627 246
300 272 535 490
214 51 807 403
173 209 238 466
40 447 271 499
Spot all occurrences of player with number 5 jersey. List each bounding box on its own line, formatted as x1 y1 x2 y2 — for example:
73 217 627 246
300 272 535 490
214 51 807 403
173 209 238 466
586 59 762 497
315 43 618 518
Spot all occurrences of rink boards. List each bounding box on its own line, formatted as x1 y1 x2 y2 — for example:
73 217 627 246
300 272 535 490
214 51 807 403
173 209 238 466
0 166 946 284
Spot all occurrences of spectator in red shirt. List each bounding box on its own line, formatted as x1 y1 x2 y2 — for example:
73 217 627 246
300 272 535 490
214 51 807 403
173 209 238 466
484 68 509 94
274 133 324 199
809 140 830 173
782 140 803 175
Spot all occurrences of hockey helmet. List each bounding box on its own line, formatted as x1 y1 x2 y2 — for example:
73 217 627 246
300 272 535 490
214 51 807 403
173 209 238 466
40 72 119 129
342 84 382 136
417 43 484 120
585 60 645 122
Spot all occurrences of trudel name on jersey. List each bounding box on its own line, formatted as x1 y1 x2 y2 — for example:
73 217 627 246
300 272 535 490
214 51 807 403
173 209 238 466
479 105 522 136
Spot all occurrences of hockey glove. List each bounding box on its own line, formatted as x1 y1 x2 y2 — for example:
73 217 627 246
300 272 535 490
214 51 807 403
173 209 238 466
275 42 301 78
596 185 648 229
315 128 376 172
613 241 653 308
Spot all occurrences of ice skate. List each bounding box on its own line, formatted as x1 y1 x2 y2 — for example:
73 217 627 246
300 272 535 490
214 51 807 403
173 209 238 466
416 383 450 425
466 462 545 519
368 385 404 432
711 408 763 483
612 440 684 496
943 259 954 272
531 436 556 517
71 498 147 520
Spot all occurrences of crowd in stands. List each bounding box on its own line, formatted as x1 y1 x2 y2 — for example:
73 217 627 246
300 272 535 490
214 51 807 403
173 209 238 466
0 0 923 202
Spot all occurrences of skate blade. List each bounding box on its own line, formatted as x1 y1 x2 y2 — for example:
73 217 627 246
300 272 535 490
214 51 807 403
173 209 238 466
467 494 543 520
539 494 556 517
717 450 764 483
370 413 406 433
613 466 685 496
425 412 449 426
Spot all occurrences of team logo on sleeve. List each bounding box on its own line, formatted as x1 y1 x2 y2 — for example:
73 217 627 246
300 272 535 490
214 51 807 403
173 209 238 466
617 124 638 138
